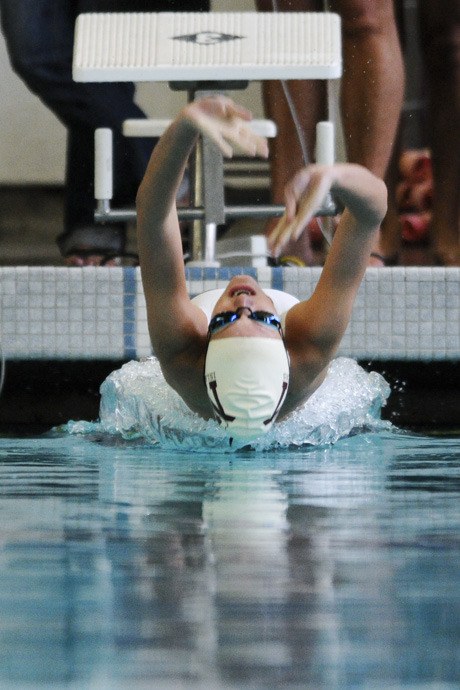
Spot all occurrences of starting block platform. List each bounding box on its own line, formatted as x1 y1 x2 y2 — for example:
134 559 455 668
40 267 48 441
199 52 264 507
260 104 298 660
73 12 342 83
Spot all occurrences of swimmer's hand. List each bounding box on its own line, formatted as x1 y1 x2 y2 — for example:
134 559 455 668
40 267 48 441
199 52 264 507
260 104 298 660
269 165 337 257
180 96 269 159
268 163 387 257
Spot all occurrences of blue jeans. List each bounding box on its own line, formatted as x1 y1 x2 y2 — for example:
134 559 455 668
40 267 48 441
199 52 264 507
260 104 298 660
0 0 209 252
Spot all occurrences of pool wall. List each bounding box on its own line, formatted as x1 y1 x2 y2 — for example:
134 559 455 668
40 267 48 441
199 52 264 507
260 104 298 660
0 266 459 432
1 265 459 361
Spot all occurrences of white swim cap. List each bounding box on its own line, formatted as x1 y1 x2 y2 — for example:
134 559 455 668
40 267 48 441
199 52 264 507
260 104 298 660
204 336 290 442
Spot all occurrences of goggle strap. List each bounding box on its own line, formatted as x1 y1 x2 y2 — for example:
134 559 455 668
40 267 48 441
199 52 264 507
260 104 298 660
207 380 236 423
263 381 288 425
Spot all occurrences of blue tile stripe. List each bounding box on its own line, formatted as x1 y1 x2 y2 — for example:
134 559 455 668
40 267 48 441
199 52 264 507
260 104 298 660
185 266 260 298
123 267 137 358
270 266 284 291
184 266 284 296
185 266 259 283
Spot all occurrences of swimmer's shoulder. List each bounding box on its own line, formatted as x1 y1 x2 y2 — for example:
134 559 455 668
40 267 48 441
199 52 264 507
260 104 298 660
159 344 211 419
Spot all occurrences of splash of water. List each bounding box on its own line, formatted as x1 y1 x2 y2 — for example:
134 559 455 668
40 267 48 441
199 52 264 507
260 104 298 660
64 357 391 453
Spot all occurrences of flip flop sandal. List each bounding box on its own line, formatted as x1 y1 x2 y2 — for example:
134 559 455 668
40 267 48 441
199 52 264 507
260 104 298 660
100 252 139 266
370 252 399 267
57 225 126 266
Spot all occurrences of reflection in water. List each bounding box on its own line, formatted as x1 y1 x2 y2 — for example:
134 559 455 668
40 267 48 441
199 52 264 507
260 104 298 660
0 431 458 687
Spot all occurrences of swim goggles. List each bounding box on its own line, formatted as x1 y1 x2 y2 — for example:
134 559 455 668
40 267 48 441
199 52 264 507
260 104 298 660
208 307 282 336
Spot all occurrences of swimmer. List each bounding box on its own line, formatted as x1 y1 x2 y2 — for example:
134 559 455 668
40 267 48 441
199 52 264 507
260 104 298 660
136 96 387 442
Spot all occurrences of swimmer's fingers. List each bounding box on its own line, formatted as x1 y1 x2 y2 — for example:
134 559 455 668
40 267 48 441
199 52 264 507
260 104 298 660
216 98 253 123
220 118 269 158
284 167 334 221
196 95 253 123
267 215 292 257
193 116 268 159
269 166 335 256
268 212 314 258
180 97 235 155
197 103 268 158
182 97 268 158
201 126 235 158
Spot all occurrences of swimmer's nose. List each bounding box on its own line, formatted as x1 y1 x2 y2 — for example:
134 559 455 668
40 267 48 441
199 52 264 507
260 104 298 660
235 305 254 318
233 294 253 310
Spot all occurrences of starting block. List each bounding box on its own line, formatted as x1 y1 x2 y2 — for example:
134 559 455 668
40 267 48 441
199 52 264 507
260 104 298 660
73 12 342 266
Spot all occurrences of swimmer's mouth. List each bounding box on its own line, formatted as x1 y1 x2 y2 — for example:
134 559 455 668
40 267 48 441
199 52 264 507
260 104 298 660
230 287 254 297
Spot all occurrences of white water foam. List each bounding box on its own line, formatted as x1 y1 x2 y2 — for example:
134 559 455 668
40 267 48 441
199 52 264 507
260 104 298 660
65 357 391 452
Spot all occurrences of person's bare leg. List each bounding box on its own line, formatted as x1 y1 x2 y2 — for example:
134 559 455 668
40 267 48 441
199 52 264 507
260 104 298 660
419 0 460 266
331 0 405 264
256 0 326 264
256 0 404 264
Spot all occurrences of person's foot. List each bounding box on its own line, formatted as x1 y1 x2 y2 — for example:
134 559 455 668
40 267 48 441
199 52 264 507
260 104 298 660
368 252 399 267
264 217 328 266
431 245 460 266
57 225 126 266
64 251 121 267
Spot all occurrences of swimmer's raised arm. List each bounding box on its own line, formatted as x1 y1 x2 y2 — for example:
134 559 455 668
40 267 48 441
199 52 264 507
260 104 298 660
137 97 267 242
275 164 387 391
136 96 268 361
269 163 387 256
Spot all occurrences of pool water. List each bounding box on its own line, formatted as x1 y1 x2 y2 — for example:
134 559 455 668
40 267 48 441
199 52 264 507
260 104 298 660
0 430 459 689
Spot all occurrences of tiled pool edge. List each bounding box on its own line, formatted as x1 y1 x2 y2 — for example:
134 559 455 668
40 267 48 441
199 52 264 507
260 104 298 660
1 266 459 361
